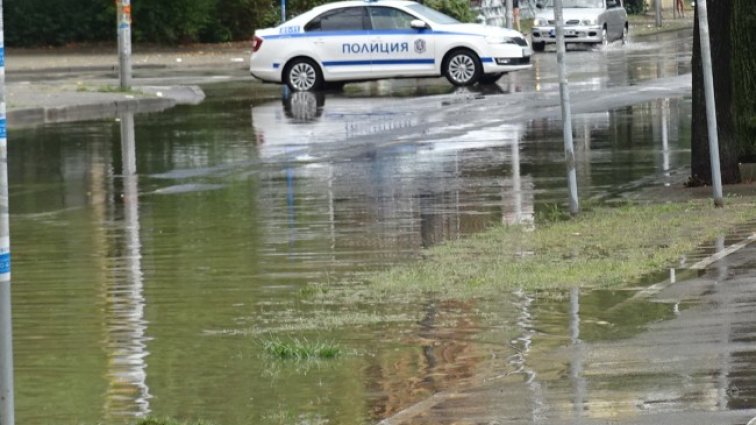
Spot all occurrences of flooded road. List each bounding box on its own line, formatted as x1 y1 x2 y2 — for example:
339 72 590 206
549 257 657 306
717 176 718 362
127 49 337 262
6 29 756 425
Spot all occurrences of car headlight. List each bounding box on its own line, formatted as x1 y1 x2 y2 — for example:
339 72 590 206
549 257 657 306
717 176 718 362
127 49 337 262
533 18 545 26
485 35 516 44
582 18 597 26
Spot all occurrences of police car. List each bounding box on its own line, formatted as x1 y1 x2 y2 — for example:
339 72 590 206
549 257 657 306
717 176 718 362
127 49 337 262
249 0 532 91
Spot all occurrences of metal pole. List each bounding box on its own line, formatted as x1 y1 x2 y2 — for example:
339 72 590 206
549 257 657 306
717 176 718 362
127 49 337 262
281 0 286 23
0 1 15 424
696 0 724 207
655 0 662 28
117 0 132 89
554 0 579 216
505 0 514 29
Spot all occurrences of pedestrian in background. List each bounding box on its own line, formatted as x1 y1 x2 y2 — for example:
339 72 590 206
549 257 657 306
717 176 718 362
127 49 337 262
513 0 521 31
675 0 685 18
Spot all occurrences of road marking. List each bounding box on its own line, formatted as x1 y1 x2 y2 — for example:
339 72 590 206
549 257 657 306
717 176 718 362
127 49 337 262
690 233 756 270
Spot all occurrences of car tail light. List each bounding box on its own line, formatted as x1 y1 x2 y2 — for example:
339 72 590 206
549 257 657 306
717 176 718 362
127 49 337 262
252 36 263 53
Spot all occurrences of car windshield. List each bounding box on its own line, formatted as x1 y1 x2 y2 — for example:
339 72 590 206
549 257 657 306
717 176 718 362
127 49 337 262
540 0 604 7
405 3 460 24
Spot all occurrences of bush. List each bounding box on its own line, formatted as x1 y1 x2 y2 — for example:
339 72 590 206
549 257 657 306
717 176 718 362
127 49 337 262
423 0 476 22
5 0 114 46
4 0 476 46
624 0 646 15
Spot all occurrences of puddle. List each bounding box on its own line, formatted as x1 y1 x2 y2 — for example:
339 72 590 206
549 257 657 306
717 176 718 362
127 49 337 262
5 29 755 425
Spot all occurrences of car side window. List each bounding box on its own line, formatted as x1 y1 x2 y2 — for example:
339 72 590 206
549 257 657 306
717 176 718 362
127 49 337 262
304 7 369 32
606 0 617 8
368 6 417 30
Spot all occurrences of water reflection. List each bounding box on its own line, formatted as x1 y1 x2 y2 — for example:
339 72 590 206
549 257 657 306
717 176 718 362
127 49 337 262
7 80 728 424
251 90 534 262
103 112 150 421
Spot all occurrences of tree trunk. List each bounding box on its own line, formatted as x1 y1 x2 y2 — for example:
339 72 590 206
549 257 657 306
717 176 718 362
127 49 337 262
732 0 756 161
690 0 740 186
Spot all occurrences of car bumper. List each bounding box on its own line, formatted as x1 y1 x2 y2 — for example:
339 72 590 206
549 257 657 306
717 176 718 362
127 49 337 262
482 44 533 73
531 26 603 44
250 59 282 83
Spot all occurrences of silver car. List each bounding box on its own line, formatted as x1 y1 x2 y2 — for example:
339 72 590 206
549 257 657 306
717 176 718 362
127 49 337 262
530 0 628 51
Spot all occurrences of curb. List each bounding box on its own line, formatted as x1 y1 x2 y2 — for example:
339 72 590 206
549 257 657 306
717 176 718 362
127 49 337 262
7 85 205 128
7 63 167 76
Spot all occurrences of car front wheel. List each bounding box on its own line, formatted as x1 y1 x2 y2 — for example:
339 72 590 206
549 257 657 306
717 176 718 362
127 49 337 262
443 49 482 86
621 24 629 45
533 41 545 52
284 58 323 92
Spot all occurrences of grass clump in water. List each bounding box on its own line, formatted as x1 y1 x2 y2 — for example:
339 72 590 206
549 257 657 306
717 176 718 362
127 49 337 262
262 336 342 360
367 197 756 298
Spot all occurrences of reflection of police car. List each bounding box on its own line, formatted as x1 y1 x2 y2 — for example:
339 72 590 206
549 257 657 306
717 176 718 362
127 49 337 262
250 0 532 91
252 92 420 159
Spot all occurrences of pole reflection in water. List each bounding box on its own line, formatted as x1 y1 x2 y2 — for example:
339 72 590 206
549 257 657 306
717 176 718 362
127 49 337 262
103 111 151 421
502 128 534 228
660 98 672 187
509 288 545 424
570 288 585 422
713 235 732 410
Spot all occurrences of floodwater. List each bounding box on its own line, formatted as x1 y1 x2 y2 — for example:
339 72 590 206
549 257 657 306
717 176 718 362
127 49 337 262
6 30 756 425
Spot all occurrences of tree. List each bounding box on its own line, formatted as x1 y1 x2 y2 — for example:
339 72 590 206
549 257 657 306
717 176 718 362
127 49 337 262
690 0 756 185
690 0 740 186
732 0 756 161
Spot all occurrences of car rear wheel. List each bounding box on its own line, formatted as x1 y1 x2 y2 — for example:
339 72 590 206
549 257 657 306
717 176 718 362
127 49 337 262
443 49 482 86
284 58 323 92
621 24 629 45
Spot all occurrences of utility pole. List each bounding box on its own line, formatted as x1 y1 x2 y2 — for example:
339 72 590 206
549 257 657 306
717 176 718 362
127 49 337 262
696 0 724 207
554 0 579 216
0 1 16 424
655 0 662 28
281 0 286 23
505 0 514 29
117 0 132 89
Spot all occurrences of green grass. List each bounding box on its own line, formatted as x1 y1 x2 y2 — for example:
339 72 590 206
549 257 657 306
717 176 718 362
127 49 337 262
262 336 343 360
76 84 141 94
361 197 756 299
136 418 213 425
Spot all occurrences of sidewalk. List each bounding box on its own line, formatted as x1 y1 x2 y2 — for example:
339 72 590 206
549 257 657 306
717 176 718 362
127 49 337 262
5 42 254 128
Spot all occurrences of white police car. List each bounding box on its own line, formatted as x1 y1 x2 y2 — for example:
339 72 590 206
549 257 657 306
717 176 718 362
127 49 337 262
249 0 532 91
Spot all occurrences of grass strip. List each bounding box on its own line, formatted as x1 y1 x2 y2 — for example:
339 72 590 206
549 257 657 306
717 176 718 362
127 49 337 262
367 197 756 299
136 418 213 425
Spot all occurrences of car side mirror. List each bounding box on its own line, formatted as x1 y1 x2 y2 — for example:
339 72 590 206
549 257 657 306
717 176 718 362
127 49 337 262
410 19 428 29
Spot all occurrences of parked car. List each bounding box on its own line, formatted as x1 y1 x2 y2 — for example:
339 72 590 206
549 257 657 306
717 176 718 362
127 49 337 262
249 0 532 91
530 0 628 51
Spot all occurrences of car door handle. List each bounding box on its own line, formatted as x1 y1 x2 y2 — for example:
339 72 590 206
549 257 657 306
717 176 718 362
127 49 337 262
313 38 325 45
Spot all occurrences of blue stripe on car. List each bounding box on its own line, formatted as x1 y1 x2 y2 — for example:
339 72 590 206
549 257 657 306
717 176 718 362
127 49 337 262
322 58 435 66
271 58 493 69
